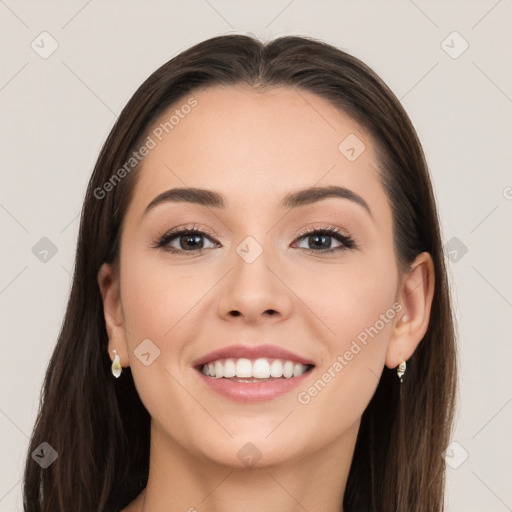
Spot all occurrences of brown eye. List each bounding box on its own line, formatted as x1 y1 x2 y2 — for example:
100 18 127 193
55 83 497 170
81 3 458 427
154 226 219 254
292 226 356 253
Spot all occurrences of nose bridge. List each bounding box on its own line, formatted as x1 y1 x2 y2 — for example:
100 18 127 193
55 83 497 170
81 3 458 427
217 233 292 322
235 237 273 289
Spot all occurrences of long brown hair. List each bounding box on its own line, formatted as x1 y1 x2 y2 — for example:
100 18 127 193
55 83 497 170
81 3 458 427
23 34 457 512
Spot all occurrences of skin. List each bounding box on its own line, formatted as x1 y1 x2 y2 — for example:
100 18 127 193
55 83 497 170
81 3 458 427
98 85 434 512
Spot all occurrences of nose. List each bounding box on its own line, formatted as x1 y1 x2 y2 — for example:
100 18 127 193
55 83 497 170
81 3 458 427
217 245 293 325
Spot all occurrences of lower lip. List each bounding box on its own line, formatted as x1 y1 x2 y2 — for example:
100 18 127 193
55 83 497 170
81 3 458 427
195 367 315 403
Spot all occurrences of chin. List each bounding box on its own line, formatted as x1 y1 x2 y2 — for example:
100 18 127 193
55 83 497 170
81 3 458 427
193 434 303 470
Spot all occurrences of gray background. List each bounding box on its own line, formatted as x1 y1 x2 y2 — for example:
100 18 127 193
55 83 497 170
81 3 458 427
1 1 511 510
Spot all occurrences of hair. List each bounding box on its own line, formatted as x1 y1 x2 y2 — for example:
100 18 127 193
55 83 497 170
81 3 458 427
23 34 457 512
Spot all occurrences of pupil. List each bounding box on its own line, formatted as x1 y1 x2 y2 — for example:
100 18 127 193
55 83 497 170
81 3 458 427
309 234 331 249
181 234 203 250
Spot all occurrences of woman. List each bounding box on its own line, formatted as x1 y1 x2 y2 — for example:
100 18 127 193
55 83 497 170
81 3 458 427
23 34 457 512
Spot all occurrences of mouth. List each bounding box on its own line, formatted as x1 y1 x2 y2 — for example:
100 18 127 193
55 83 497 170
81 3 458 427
192 344 317 402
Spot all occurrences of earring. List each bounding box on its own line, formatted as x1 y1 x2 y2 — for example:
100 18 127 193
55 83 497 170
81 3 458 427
111 349 122 378
397 360 406 383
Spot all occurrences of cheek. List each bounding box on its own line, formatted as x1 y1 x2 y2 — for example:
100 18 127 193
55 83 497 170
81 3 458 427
291 251 398 407
120 251 204 340
286 250 398 346
117 253 189 393
297 261 399 419
118 254 204 427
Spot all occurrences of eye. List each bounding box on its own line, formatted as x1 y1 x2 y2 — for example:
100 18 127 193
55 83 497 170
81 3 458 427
152 224 357 256
292 225 356 253
152 224 219 254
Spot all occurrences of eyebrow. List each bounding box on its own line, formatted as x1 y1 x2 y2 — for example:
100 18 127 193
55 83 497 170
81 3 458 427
143 185 372 218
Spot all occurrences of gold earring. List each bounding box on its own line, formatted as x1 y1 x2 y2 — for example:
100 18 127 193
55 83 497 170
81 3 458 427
397 360 406 383
111 349 122 378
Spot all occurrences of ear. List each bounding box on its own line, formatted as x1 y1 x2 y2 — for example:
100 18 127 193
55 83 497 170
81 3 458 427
385 252 435 369
97 262 130 368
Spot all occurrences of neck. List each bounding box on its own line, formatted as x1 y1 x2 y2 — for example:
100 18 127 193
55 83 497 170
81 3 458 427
133 419 359 512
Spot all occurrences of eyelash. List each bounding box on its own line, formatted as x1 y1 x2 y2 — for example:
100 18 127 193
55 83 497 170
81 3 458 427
152 223 357 255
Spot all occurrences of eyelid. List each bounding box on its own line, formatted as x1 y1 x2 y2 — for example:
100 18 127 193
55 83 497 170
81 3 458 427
154 223 218 241
292 223 353 241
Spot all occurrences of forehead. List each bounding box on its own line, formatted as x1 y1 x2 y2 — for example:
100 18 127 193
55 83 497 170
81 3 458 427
128 84 388 220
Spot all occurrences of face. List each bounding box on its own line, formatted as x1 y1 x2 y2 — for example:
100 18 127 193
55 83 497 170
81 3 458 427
101 84 406 469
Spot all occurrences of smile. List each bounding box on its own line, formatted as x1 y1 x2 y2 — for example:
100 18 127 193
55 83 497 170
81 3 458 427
191 343 316 402
194 358 315 403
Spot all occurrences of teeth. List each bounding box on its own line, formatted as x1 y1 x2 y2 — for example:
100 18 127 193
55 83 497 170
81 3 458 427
283 361 294 378
223 359 236 378
270 359 283 377
236 358 253 378
252 358 270 378
293 363 306 377
214 361 224 379
200 357 311 379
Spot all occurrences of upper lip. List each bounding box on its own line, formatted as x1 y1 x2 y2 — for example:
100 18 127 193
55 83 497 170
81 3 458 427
191 343 316 368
